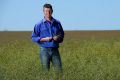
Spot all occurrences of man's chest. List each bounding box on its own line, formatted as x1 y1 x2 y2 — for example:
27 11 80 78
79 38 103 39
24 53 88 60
40 23 59 36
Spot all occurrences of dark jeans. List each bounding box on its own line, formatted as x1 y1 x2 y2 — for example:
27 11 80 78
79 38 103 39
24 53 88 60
40 47 62 73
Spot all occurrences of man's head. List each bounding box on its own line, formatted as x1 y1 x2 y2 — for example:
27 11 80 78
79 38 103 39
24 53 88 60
43 4 53 19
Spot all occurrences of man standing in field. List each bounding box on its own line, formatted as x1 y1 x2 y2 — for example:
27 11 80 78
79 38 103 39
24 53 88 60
31 3 64 79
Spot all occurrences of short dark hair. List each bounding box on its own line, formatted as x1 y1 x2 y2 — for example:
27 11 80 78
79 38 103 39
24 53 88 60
43 3 53 12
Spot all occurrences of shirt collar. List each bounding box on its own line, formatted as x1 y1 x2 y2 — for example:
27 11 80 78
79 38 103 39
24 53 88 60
43 17 55 24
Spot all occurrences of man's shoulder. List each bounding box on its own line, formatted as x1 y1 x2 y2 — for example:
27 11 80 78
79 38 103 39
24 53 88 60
35 18 61 26
35 19 44 26
53 18 61 24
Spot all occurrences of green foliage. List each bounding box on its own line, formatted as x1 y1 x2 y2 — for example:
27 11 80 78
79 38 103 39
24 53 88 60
0 37 120 80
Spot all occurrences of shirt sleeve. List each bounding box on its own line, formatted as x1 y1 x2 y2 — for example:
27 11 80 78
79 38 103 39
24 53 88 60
31 24 41 43
57 22 64 43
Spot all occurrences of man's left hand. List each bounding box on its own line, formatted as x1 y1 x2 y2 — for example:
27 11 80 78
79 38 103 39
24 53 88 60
53 36 59 41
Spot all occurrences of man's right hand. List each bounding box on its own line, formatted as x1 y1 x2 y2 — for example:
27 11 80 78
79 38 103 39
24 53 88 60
40 37 52 42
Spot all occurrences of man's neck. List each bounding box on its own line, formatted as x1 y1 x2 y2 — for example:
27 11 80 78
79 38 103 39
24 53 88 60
45 17 52 22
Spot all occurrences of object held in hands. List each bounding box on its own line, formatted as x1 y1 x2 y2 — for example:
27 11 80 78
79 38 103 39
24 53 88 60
53 32 62 41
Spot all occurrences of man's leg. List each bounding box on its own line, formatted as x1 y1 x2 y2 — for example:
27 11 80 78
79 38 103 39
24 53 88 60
40 47 50 71
51 48 63 79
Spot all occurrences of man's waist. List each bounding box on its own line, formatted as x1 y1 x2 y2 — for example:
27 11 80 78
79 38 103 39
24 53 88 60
40 46 58 51
39 41 59 48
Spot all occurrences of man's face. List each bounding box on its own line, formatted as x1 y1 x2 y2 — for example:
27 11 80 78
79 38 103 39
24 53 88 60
43 8 52 18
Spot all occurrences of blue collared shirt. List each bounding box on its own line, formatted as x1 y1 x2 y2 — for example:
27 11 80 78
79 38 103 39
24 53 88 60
31 17 64 48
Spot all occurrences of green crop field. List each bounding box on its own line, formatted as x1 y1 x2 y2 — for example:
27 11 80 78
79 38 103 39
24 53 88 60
0 30 120 80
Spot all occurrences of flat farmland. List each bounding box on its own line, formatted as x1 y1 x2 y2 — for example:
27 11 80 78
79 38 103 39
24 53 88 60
0 30 120 80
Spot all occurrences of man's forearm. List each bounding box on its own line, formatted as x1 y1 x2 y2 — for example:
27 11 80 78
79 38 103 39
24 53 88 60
40 38 47 42
40 37 53 42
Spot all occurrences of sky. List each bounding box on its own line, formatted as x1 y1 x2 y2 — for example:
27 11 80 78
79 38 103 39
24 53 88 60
0 0 120 31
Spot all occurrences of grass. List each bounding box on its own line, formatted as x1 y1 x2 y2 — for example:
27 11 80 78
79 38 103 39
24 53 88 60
0 31 120 80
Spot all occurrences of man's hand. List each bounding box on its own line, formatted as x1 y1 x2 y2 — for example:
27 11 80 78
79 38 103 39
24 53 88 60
40 37 52 42
53 36 59 41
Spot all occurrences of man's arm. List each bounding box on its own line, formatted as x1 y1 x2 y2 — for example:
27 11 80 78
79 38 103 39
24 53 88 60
40 37 52 42
31 24 52 42
53 22 64 43
31 24 41 43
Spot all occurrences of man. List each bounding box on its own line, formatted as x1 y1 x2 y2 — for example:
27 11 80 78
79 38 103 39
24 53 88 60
31 3 64 77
